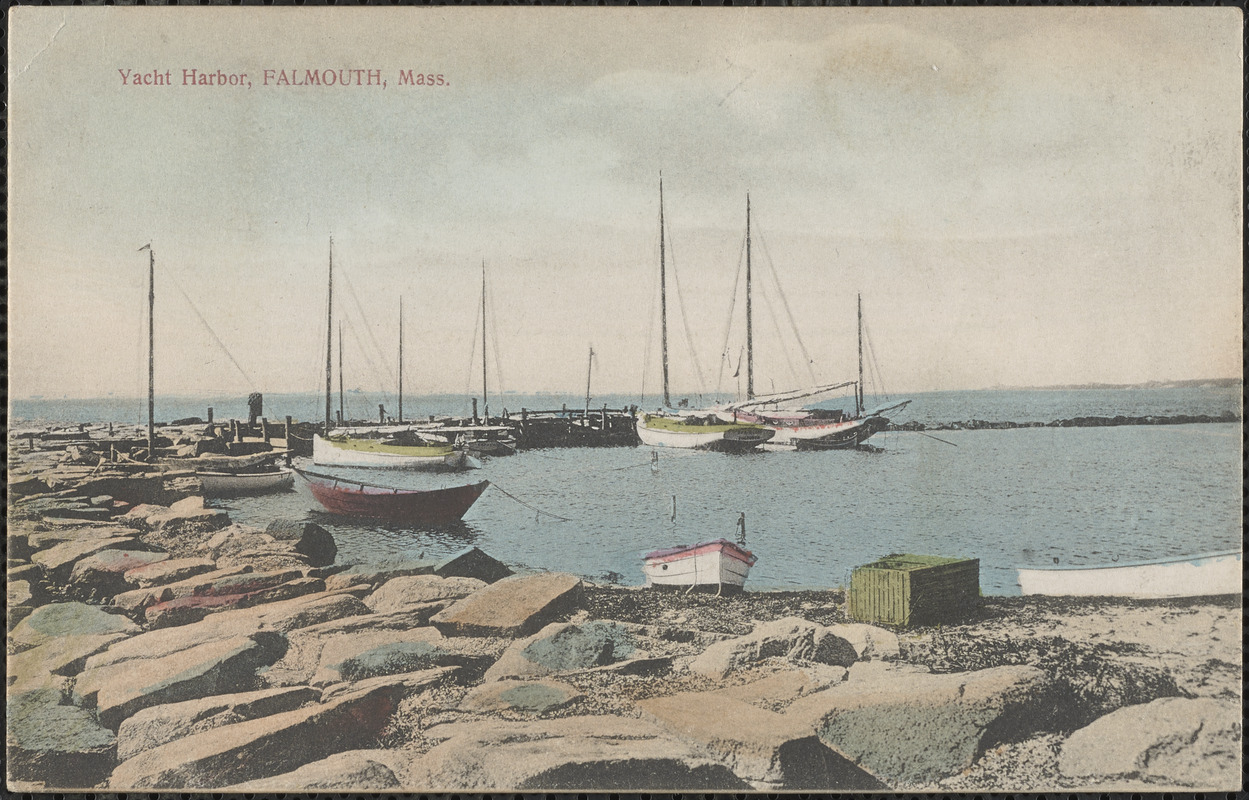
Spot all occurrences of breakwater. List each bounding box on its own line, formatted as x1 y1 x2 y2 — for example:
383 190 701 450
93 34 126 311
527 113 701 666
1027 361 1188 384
890 411 1240 432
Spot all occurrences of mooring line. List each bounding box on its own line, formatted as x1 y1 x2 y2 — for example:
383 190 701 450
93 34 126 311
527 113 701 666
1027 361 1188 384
490 482 576 522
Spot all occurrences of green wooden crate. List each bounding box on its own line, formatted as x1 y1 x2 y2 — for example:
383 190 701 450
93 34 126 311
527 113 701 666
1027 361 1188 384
848 554 980 627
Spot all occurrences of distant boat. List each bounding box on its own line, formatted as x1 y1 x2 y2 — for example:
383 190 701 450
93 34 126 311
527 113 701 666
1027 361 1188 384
1016 549 1241 598
634 176 775 453
198 467 295 497
297 468 488 524
713 198 908 449
312 434 479 471
643 538 758 593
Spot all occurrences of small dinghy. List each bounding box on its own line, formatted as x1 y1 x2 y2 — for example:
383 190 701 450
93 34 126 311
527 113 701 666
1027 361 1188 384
643 513 757 594
1017 549 1241 599
198 467 295 497
295 468 488 525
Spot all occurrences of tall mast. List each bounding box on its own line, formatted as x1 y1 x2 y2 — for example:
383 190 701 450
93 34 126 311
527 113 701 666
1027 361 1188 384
659 173 670 408
324 237 333 433
856 293 864 417
584 345 594 421
338 324 344 424
139 243 155 455
481 261 489 422
746 194 754 401
398 297 404 423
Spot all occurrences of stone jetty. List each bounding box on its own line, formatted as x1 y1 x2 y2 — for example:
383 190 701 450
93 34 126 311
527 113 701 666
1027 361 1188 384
6 430 1241 792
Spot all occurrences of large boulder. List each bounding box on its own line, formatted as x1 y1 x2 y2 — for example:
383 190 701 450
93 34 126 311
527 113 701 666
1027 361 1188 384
1058 697 1241 788
304 627 497 687
483 620 637 682
110 565 254 614
122 556 217 589
222 750 404 791
144 496 230 534
11 603 141 650
434 546 513 584
460 679 584 715
689 617 860 678
69 548 171 597
115 686 322 761
7 688 117 788
365 574 485 613
144 576 326 628
76 632 287 728
322 559 436 592
31 536 144 578
407 715 752 790
788 665 1057 786
108 681 408 789
8 633 132 692
430 572 583 638
265 519 337 567
639 691 885 790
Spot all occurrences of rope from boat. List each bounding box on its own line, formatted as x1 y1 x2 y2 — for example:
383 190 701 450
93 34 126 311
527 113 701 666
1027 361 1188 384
914 431 959 447
488 483 575 522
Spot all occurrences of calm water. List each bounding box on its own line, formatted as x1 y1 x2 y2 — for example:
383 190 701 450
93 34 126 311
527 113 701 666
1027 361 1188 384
12 388 1242 595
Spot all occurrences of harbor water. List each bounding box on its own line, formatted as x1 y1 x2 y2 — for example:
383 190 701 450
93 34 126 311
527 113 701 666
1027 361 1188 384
12 387 1242 594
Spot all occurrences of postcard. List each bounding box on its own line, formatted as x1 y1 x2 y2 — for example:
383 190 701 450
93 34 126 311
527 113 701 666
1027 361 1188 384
7 6 1242 793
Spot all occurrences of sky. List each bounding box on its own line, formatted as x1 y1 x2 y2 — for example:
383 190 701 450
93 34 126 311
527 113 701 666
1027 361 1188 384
8 7 1243 402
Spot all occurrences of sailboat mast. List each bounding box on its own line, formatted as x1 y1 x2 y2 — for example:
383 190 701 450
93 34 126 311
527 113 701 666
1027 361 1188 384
324 237 334 433
746 194 754 401
584 345 594 421
856 293 864 416
481 261 489 422
398 297 404 423
140 243 155 455
659 174 670 408
338 324 344 424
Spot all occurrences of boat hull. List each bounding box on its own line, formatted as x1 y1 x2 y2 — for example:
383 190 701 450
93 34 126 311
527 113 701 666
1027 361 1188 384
312 435 477 471
198 468 295 497
643 539 757 590
720 409 888 448
636 415 773 452
1017 550 1242 598
304 474 489 524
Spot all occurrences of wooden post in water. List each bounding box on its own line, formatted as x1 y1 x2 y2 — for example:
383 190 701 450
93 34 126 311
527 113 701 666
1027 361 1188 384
261 418 270 443
231 419 240 443
378 404 385 425
284 415 293 448
472 398 479 425
139 243 156 456
207 407 213 424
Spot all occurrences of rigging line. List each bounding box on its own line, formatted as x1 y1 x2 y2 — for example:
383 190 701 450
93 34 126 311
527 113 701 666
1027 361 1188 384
863 318 890 400
490 482 575 522
754 223 818 386
342 314 392 410
664 215 708 397
167 278 258 391
465 293 481 400
756 277 802 389
640 217 663 408
486 274 505 395
337 261 396 387
714 231 747 398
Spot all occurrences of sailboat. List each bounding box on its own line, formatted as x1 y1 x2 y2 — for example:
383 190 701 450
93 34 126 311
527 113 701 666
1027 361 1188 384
713 199 908 449
634 177 774 453
417 262 517 456
311 241 479 471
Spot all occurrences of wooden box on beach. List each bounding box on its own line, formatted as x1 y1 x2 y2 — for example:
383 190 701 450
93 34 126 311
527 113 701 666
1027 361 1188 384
848 554 980 627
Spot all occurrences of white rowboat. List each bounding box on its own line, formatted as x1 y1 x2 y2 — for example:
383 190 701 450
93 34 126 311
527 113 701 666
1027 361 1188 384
198 467 295 497
312 435 480 471
1016 549 1241 599
643 539 758 591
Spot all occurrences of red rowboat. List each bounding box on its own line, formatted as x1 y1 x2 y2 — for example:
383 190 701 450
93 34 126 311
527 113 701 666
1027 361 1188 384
296 468 488 524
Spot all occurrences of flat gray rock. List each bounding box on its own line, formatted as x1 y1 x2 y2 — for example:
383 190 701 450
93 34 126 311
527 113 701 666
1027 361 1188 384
365 574 485 613
1058 696 1241 789
408 715 752 791
11 602 140 650
8 688 117 788
430 572 583 638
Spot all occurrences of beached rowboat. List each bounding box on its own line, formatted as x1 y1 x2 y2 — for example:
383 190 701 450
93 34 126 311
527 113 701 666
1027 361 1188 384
1016 549 1241 598
198 467 295 497
297 468 489 524
642 538 758 592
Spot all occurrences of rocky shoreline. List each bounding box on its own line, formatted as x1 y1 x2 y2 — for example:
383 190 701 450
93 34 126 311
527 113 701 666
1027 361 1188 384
7 488 1241 792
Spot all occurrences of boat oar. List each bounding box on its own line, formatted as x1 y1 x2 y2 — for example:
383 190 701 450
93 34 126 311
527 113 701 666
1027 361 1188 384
915 431 959 447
